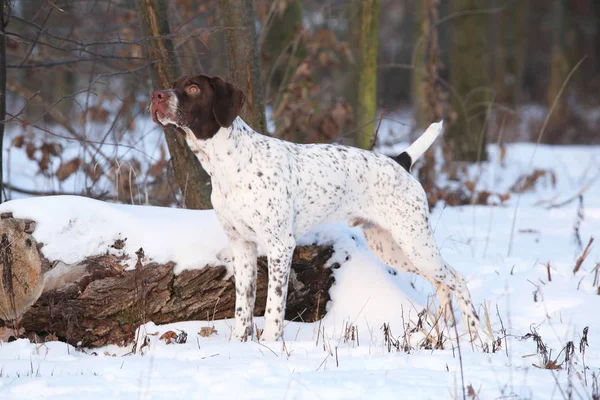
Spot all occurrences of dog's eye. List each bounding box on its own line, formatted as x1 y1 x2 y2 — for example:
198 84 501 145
187 85 200 94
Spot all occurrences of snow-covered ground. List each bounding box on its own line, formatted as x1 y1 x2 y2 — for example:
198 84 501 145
0 139 599 398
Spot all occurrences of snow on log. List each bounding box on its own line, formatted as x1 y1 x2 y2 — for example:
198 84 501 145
0 198 335 347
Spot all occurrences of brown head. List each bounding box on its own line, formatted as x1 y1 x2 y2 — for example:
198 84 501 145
150 75 246 140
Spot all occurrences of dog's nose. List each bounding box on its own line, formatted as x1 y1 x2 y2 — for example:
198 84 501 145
152 90 169 102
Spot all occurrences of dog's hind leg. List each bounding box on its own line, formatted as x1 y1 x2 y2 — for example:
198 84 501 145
349 218 480 338
350 218 455 326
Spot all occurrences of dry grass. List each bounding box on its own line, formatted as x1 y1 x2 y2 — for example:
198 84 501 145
573 237 594 275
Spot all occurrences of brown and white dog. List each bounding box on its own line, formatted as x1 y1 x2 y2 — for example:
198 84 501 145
151 75 482 342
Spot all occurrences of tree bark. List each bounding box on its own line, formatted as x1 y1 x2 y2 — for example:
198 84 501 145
0 215 334 347
0 0 7 203
447 0 491 162
348 0 380 150
137 0 212 209
220 0 268 134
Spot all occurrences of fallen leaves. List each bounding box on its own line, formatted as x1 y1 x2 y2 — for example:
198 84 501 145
199 326 218 337
159 330 188 344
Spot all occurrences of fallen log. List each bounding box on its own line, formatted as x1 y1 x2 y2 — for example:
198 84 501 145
0 214 335 347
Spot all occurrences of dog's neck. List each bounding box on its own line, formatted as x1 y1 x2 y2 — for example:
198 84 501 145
181 116 256 178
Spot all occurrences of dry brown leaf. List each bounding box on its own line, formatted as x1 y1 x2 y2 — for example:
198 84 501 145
199 326 218 337
12 135 25 148
464 180 476 193
160 330 178 344
56 158 82 182
25 142 36 160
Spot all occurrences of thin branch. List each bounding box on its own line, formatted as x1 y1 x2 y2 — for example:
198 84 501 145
4 183 117 201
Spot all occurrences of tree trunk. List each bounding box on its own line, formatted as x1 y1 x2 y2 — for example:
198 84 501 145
262 0 305 110
447 0 491 162
348 0 380 150
495 0 528 107
547 0 569 114
137 0 212 210
0 215 335 347
411 0 427 133
0 0 6 203
411 0 444 192
220 0 268 134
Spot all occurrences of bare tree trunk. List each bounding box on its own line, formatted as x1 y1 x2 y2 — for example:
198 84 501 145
220 0 268 134
411 0 445 192
262 0 304 109
411 0 427 133
547 0 569 114
137 0 212 209
0 0 6 203
447 0 491 162
495 0 528 107
348 0 380 150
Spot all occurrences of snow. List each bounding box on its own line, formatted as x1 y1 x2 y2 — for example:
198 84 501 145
0 143 599 399
0 195 228 274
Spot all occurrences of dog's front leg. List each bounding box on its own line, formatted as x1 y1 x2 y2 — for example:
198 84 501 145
262 237 295 341
230 240 258 341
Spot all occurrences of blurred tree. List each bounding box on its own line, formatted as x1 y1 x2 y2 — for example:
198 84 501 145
547 0 569 115
411 0 427 132
137 0 213 209
411 0 445 130
410 0 446 193
0 0 6 202
348 0 380 150
495 0 528 107
447 0 491 161
261 0 305 111
220 0 268 134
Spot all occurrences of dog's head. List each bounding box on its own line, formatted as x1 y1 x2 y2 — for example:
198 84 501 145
151 75 246 140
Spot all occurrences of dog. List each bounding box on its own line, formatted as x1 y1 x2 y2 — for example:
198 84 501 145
150 74 481 342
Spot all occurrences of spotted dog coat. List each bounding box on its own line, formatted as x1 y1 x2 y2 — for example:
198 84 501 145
150 74 481 342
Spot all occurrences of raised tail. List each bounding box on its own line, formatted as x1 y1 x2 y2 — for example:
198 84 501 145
393 120 443 172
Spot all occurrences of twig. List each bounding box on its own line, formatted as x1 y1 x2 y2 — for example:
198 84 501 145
573 237 594 274
369 107 387 151
4 183 117 201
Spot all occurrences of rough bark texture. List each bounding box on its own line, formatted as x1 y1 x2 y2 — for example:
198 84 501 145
348 0 380 150
0 216 335 347
220 0 268 134
137 0 213 209
447 0 491 162
0 0 6 203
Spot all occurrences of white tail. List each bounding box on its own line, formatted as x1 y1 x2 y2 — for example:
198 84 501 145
405 120 443 164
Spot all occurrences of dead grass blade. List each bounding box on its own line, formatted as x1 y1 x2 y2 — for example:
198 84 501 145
573 237 594 274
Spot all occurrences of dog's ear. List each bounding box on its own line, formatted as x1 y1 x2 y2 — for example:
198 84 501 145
209 77 246 128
